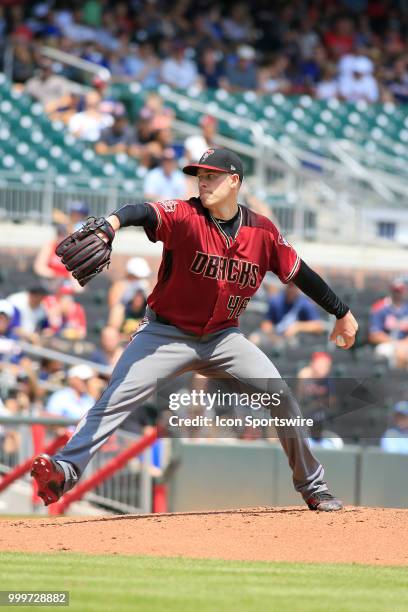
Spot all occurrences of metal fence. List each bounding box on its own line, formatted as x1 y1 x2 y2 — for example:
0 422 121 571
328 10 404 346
0 416 153 514
0 172 125 224
85 429 152 513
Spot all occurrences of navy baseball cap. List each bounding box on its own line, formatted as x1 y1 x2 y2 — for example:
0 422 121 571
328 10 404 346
183 147 244 181
68 201 89 216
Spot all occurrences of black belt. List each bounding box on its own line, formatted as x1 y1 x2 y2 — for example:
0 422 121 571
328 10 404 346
155 313 172 326
153 310 201 337
151 308 220 339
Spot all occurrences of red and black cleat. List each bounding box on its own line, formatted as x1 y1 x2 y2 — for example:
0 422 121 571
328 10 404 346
306 491 343 511
31 454 65 506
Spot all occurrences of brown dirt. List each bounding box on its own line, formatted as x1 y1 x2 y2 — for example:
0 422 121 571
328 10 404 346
1 507 407 565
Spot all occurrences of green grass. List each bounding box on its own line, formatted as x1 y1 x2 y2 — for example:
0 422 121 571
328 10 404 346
0 553 407 612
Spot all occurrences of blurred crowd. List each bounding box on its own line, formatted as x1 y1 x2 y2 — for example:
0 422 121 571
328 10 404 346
1 0 408 106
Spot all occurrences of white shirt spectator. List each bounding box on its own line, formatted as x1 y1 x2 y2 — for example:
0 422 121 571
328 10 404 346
69 111 113 142
184 134 208 162
7 291 47 335
316 79 339 100
338 73 379 103
338 54 374 76
161 57 199 90
337 54 379 103
144 166 187 200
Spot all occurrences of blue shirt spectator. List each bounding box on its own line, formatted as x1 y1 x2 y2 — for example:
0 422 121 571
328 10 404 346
266 285 323 336
0 300 23 364
380 402 408 455
369 300 408 341
46 364 95 421
368 280 408 369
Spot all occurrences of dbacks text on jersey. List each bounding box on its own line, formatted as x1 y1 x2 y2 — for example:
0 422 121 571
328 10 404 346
190 250 259 289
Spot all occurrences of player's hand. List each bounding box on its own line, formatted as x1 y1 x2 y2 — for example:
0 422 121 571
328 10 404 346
329 310 358 349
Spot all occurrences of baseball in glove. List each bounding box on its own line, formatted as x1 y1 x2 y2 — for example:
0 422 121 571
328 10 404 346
55 217 115 286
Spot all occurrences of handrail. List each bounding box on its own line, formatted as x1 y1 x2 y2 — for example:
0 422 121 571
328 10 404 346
40 45 111 83
16 340 112 377
329 141 394 202
157 85 300 173
157 86 408 204
0 415 78 426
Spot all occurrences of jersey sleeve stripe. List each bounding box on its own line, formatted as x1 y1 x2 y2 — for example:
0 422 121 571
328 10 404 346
148 202 162 231
283 255 300 283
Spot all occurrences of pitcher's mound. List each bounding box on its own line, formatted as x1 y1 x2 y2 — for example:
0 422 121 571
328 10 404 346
1 507 407 565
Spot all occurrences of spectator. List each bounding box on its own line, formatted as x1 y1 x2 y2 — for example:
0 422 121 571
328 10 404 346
67 201 90 232
38 357 65 385
11 42 35 83
387 55 408 104
68 90 113 142
0 300 21 364
108 257 152 309
298 351 335 414
33 224 74 287
323 16 355 60
338 54 379 103
90 326 124 368
369 279 408 369
45 91 82 124
42 282 87 341
315 64 339 100
24 58 77 107
6 285 49 342
82 0 103 28
144 147 188 201
297 351 343 449
380 401 408 454
258 55 292 95
250 283 325 346
184 115 218 163
108 287 147 340
197 48 225 90
299 45 329 89
160 41 200 90
95 112 135 155
46 364 95 421
122 41 161 88
143 93 175 130
221 45 258 92
81 41 108 69
60 7 95 43
222 4 255 43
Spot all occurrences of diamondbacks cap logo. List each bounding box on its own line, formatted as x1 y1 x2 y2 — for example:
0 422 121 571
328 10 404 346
158 200 178 212
200 149 215 163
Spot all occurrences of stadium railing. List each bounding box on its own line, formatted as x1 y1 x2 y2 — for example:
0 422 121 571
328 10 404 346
0 415 156 515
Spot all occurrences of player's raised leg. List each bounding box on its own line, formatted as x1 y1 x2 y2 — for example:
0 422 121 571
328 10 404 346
204 328 343 511
31 320 200 505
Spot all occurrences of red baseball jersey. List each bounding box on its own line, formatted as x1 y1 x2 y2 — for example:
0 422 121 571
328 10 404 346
145 197 300 335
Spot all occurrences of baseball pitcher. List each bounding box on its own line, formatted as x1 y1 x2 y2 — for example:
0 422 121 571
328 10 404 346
31 148 358 511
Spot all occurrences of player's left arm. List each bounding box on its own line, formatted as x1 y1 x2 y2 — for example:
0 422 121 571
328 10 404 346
293 260 358 349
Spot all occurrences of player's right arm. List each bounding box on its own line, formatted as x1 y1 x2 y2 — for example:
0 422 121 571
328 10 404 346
104 200 192 249
105 203 157 233
95 203 157 242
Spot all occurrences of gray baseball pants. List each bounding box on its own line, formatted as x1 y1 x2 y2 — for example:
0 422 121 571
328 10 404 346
55 307 328 499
